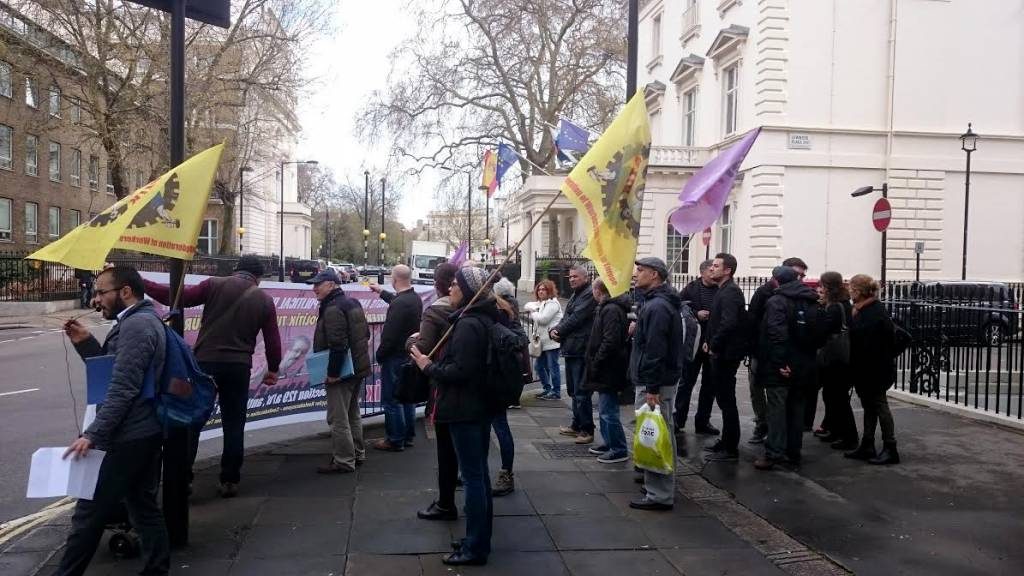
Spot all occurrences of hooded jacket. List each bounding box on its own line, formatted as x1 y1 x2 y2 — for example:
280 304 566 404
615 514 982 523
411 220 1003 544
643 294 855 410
758 280 823 384
553 281 596 357
629 284 684 394
583 293 632 393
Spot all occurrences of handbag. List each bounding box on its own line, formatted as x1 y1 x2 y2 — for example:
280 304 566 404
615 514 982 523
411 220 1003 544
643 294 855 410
817 304 850 368
528 332 542 357
395 361 430 404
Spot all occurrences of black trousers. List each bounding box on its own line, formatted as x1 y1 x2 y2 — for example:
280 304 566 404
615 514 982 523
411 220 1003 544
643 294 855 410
765 385 806 462
58 435 169 576
197 361 253 484
821 366 858 442
435 421 460 510
675 350 715 430
711 356 742 451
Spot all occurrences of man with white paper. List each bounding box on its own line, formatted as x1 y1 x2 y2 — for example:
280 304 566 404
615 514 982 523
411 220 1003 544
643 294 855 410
58 266 169 576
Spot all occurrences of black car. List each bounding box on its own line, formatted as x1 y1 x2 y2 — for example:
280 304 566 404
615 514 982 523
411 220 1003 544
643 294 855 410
288 259 321 283
889 281 1020 346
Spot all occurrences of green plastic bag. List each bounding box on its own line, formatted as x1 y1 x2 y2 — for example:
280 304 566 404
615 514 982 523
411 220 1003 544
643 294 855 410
632 404 674 475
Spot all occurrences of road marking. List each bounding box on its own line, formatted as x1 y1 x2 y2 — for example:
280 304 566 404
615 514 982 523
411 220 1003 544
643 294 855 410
17 336 34 341
31 331 45 334
0 388 40 397
0 340 12 344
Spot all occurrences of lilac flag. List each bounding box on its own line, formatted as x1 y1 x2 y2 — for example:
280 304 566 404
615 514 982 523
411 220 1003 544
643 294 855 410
449 241 468 267
669 127 761 234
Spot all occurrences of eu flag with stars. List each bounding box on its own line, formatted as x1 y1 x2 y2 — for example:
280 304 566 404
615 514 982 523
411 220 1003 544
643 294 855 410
556 119 591 153
495 143 518 185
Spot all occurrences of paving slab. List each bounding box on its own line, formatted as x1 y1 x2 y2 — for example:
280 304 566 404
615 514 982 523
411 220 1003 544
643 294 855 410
525 491 621 517
236 523 348 558
420 551 568 576
542 516 650 551
229 553 344 575
661 548 786 576
515 471 598 493
344 553 420 576
347 517 453 555
561 550 681 576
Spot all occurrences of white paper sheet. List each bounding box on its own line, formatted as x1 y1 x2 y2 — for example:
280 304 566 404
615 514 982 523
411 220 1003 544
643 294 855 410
27 447 106 500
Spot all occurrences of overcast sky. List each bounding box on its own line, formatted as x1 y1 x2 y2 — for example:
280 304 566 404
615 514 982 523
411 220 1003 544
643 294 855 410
295 1 429 227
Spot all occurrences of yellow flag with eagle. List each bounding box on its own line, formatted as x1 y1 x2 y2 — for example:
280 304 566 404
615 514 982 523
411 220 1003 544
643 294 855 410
27 144 225 270
560 93 651 297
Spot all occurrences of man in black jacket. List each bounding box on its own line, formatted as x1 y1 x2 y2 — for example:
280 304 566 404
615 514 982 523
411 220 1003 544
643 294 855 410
551 265 597 443
704 253 748 461
754 266 821 470
676 260 719 435
370 265 423 451
583 278 632 463
628 257 683 511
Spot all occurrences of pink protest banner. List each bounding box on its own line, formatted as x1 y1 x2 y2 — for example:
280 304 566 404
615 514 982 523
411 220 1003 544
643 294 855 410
139 272 436 438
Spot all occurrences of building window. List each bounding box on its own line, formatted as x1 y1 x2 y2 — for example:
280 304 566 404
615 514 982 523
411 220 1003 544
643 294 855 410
69 209 80 229
88 155 98 190
198 219 218 255
25 77 36 108
666 221 690 276
70 97 81 123
650 109 662 143
106 164 114 195
652 14 662 58
25 135 38 176
48 87 60 117
48 206 60 238
48 141 60 182
135 170 142 189
723 64 739 136
25 202 38 243
0 62 11 98
70 149 81 186
682 88 697 146
0 198 11 241
718 204 732 254
0 124 11 170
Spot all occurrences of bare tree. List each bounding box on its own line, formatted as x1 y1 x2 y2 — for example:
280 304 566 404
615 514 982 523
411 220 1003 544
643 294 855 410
358 0 626 175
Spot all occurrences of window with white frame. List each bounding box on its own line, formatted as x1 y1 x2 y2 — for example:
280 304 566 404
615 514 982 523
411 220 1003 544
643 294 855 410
198 219 218 254
48 141 60 182
0 198 11 241
0 124 11 170
70 97 81 123
69 209 80 229
70 148 80 186
723 64 739 136
650 109 662 143
25 202 37 243
651 14 662 58
718 204 732 253
0 62 11 98
48 206 60 237
24 77 35 108
682 88 697 146
48 87 60 117
88 155 98 190
25 135 37 176
666 221 690 276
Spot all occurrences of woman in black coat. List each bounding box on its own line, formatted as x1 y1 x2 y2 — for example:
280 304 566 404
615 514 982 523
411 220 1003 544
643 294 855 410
582 279 631 462
816 271 858 450
844 274 900 465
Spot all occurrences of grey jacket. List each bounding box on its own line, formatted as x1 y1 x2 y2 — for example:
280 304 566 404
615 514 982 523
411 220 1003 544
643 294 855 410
74 300 165 449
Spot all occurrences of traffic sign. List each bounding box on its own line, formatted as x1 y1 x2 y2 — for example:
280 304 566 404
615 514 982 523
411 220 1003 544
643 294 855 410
701 227 712 246
872 198 892 232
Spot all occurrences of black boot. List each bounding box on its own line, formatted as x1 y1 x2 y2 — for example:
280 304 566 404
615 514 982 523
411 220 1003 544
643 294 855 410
844 438 877 461
868 442 900 465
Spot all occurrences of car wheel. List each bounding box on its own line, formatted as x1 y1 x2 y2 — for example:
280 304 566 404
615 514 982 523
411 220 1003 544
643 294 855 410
980 322 1006 347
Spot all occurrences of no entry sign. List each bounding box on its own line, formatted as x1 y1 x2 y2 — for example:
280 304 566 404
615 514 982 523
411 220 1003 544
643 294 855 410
872 198 892 232
702 227 712 246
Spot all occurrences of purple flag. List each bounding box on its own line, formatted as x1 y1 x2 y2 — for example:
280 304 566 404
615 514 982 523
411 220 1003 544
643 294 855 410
669 127 761 234
449 241 468 267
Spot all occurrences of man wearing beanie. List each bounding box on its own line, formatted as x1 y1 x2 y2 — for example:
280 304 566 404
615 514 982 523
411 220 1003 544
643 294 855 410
753 265 822 470
143 255 282 497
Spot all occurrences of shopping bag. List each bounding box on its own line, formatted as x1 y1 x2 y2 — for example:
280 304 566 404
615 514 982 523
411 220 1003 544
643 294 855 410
632 404 674 475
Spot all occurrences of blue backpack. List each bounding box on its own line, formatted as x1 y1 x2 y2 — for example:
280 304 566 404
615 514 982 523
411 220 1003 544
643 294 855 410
140 311 217 429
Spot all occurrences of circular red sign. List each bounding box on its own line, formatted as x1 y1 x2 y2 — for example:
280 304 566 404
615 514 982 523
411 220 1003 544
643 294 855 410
872 198 892 232
701 227 712 246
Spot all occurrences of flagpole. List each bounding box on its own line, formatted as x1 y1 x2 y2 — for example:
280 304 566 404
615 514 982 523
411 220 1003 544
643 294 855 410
666 233 696 282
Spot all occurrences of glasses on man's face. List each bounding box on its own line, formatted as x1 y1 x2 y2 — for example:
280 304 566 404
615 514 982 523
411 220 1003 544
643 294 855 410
93 286 123 297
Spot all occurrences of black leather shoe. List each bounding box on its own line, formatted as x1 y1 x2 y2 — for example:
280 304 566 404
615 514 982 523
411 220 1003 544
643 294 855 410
703 441 726 453
695 424 721 436
629 497 673 511
417 501 457 521
443 551 487 566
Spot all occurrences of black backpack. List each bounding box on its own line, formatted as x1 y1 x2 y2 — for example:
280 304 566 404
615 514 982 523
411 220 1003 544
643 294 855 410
787 298 832 352
484 319 530 410
890 318 912 359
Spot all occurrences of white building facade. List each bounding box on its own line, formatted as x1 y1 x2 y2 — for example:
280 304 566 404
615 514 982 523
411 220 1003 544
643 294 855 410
509 0 1024 289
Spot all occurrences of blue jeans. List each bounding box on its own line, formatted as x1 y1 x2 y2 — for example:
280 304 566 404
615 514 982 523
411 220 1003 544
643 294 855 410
380 357 416 445
565 357 593 434
491 410 514 471
598 392 627 457
534 350 561 396
449 420 493 559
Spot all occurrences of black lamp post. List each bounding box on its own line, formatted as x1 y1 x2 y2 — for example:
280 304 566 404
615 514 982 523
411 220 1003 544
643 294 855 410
852 182 889 285
960 123 978 280
379 176 386 284
363 170 370 272
237 165 252 254
279 159 318 281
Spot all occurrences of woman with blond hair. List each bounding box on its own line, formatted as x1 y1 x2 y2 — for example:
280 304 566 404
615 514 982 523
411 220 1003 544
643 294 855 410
524 280 563 399
844 274 900 465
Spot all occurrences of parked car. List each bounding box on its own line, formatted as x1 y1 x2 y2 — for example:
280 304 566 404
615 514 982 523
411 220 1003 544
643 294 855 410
288 259 321 283
339 263 359 283
359 265 384 278
889 281 1020 346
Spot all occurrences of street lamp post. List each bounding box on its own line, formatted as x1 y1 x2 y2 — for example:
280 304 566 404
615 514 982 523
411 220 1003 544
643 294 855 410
960 123 978 280
279 159 318 281
238 165 251 254
363 170 370 272
466 174 472 258
379 176 386 284
852 182 889 285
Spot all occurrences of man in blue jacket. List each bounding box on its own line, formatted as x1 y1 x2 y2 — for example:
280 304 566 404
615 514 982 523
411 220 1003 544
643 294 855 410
629 257 683 511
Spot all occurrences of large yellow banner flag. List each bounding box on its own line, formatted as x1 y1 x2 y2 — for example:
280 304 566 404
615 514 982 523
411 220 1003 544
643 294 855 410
28 144 225 270
560 93 651 297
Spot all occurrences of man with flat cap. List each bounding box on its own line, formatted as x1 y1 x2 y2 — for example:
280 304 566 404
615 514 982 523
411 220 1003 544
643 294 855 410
628 257 684 511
